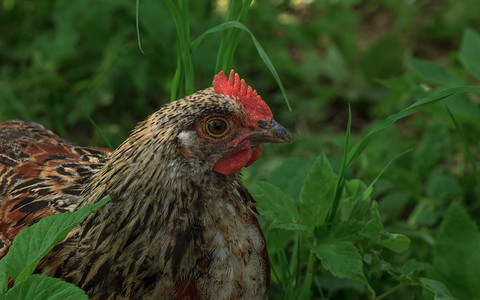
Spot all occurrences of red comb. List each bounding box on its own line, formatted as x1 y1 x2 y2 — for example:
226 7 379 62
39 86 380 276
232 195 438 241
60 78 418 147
213 70 272 125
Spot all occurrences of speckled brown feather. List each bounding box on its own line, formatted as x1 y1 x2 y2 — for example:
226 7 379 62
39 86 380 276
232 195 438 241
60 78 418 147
0 120 111 258
0 74 288 299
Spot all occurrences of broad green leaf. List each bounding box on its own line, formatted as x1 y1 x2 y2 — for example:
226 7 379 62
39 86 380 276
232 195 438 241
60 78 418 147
2 197 110 286
5 275 88 300
358 220 382 241
420 278 457 300
459 28 480 79
407 198 438 227
407 57 458 84
331 220 368 243
268 157 314 200
433 202 480 299
313 241 364 283
0 260 6 296
444 93 480 125
402 259 425 277
317 272 365 293
249 181 304 231
342 179 369 220
362 35 402 80
299 154 336 232
377 233 410 253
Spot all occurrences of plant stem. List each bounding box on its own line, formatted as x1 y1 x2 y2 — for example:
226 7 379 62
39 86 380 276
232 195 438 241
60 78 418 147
327 104 351 225
374 283 405 300
305 238 317 284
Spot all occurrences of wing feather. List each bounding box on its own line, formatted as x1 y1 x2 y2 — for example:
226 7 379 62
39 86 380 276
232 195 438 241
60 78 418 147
0 120 112 258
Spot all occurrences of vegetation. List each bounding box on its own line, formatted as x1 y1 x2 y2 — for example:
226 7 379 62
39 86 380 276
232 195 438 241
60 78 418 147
1 0 480 299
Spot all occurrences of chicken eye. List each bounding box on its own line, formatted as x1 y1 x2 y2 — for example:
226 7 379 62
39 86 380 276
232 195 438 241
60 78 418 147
206 118 229 137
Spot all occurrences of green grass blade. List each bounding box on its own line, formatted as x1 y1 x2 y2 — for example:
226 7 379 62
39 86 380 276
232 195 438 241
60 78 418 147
346 86 480 167
164 0 181 38
327 104 351 225
171 47 183 101
165 0 194 98
84 114 114 150
165 0 183 100
446 106 480 183
178 0 194 95
135 0 145 55
269 258 282 291
215 0 242 73
0 260 7 296
191 20 291 110
221 0 253 71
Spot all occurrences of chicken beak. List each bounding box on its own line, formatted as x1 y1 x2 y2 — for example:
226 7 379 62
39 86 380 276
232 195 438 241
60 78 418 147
247 120 292 144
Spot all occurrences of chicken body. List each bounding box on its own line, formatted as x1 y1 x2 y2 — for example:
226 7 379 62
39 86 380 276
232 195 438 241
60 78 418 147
0 71 290 299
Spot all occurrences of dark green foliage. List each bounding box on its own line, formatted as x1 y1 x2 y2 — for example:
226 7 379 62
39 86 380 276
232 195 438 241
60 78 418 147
2 1 480 299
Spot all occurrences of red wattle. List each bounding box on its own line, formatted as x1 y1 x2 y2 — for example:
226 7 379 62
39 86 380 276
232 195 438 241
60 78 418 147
245 146 263 167
212 145 263 175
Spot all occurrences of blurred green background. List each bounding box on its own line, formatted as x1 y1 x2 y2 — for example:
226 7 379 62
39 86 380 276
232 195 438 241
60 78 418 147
2 0 478 146
2 0 480 298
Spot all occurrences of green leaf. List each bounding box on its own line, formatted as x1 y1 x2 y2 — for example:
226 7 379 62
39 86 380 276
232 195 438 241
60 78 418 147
299 154 336 232
342 179 370 220
331 220 369 243
362 35 402 80
249 181 304 231
407 57 458 84
377 233 410 253
1 197 110 286
420 278 457 300
0 260 7 296
433 202 480 299
459 28 480 79
5 274 88 300
268 157 314 200
444 93 480 125
358 220 382 241
313 241 364 283
408 198 438 227
401 259 425 277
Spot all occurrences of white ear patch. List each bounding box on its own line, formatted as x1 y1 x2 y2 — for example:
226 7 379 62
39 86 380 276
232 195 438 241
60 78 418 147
177 130 197 147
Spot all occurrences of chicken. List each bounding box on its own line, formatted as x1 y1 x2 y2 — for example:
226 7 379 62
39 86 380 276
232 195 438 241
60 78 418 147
0 70 291 299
